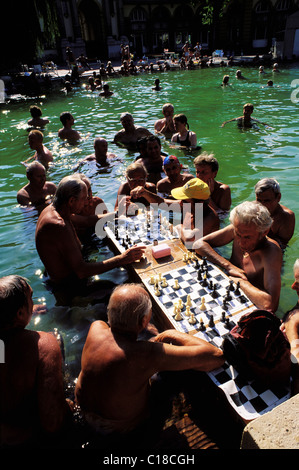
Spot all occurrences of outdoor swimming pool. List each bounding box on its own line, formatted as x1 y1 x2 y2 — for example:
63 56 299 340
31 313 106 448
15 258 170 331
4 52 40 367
0 62 298 378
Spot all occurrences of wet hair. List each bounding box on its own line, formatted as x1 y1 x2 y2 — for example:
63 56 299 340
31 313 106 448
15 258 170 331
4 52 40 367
193 152 219 172
254 178 280 196
29 105 42 117
94 137 107 147
229 201 273 233
222 75 229 83
125 162 148 178
53 175 86 209
120 112 133 122
146 135 161 147
60 111 73 125
136 136 148 151
173 114 189 129
78 173 91 189
107 284 152 332
243 103 254 111
0 275 30 328
28 129 43 142
26 161 45 178
162 103 174 113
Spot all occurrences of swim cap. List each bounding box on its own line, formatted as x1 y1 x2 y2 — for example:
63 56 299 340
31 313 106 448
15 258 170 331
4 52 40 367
171 178 210 200
163 155 180 166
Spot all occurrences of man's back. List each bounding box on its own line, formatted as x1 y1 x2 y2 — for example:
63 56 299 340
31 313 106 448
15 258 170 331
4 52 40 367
75 321 157 430
35 204 81 282
270 203 295 248
0 329 66 445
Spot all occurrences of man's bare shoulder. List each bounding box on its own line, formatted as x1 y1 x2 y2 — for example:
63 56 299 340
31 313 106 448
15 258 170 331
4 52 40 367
279 204 295 220
182 173 194 183
215 180 230 191
156 177 169 192
263 236 283 257
37 330 62 358
135 127 152 136
17 185 30 201
37 206 67 232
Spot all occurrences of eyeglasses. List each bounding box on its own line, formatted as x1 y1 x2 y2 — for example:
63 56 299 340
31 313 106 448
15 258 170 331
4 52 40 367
127 177 146 183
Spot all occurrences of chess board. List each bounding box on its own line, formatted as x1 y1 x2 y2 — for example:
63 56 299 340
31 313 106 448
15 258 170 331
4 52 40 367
145 255 255 334
104 216 291 421
145 257 291 420
105 210 179 253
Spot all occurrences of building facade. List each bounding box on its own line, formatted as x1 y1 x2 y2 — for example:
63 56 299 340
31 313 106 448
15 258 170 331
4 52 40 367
53 0 299 62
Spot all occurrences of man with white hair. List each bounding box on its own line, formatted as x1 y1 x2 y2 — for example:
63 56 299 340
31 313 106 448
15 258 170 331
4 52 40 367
193 201 282 312
113 112 152 149
254 177 295 249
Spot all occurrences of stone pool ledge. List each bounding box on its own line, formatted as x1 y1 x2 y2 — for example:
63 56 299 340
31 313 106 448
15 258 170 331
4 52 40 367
241 394 299 449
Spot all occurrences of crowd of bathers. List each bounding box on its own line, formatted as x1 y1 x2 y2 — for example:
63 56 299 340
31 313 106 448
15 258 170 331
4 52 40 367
1 65 299 449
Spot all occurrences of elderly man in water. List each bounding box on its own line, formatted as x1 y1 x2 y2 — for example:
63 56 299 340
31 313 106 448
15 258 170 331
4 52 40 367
35 174 145 305
74 137 118 170
17 161 56 209
0 275 71 447
21 129 53 169
193 201 282 313
113 112 152 150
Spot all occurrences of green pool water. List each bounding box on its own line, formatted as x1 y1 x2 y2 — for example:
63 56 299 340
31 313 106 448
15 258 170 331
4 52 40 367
1 63 298 377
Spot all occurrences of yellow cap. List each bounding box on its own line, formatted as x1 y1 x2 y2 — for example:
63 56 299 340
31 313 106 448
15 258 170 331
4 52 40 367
171 178 210 200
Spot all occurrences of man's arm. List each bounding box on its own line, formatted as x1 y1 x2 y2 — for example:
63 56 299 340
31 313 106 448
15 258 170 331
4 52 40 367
193 225 247 279
221 118 238 127
17 190 30 206
129 186 181 208
230 242 282 312
37 332 70 433
281 309 299 395
71 211 114 229
152 330 224 372
62 227 146 279
276 210 295 247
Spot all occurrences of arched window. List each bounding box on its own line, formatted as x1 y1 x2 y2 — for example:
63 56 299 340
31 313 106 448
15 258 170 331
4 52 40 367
253 0 271 41
130 7 147 22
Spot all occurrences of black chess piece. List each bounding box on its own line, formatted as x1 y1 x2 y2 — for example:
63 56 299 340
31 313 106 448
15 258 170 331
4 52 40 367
211 285 218 299
235 281 241 296
197 270 202 281
208 315 215 328
224 287 232 301
199 320 206 331
229 280 235 291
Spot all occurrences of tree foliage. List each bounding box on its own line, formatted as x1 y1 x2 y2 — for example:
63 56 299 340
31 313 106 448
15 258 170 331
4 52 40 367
1 0 60 70
190 0 233 24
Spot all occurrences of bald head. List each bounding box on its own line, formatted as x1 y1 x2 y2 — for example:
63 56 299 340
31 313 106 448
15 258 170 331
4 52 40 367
107 284 152 333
